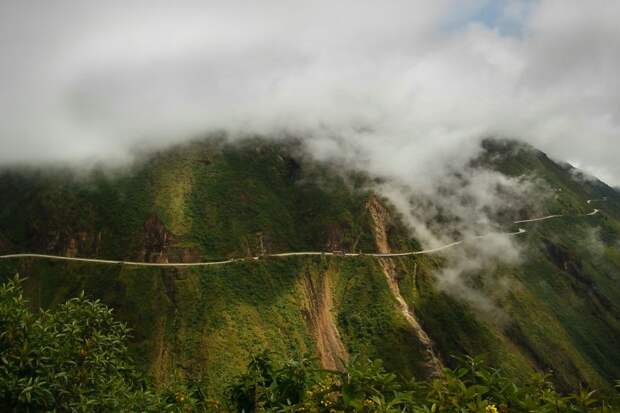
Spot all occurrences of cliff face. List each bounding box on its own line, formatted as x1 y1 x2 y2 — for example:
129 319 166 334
1 138 620 396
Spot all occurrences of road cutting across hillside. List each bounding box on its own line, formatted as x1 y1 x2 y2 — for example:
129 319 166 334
0 203 601 267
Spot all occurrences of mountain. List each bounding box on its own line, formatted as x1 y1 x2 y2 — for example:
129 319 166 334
1 137 620 398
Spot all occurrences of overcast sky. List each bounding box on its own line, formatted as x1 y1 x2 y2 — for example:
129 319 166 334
1 0 619 184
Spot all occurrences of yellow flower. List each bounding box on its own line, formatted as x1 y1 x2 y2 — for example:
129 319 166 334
485 404 499 413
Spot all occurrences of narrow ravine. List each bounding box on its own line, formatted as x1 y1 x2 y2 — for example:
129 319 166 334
366 197 444 377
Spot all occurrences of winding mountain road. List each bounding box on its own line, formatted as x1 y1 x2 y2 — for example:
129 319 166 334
513 214 562 224
0 203 601 267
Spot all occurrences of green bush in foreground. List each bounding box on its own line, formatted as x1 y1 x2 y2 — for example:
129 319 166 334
1 275 618 412
227 353 620 412
0 275 211 412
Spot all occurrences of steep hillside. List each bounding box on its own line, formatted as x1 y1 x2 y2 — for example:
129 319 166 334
1 137 619 397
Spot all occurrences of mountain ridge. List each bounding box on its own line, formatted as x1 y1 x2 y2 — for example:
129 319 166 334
1 137 619 397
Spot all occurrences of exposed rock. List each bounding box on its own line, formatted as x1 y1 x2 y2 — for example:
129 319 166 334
325 224 344 251
367 196 444 377
377 257 444 377
161 246 203 264
256 232 266 255
65 238 78 257
366 197 392 254
543 239 591 285
301 268 348 371
140 214 175 263
53 230 102 258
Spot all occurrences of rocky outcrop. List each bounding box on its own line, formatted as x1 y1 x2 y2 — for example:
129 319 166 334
367 197 392 254
325 224 344 251
140 214 175 263
26 228 102 258
64 231 101 257
367 196 443 377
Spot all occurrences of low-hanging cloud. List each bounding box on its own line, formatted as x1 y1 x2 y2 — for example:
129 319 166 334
1 0 618 184
375 163 538 316
2 0 616 313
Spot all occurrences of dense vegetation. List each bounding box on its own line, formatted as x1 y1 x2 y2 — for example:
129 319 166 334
1 137 620 401
227 352 620 412
0 276 212 412
2 277 618 412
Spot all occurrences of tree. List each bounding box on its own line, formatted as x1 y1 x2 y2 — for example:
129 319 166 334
227 351 619 412
0 275 167 412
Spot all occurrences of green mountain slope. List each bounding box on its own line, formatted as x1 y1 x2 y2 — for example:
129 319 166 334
1 138 619 397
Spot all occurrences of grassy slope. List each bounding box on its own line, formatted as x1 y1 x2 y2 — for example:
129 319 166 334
1 138 620 396
0 139 428 397
462 141 620 389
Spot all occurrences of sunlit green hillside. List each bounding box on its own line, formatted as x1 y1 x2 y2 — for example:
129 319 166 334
1 138 619 398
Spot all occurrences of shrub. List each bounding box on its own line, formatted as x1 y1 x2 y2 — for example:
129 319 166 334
227 352 619 412
0 275 204 412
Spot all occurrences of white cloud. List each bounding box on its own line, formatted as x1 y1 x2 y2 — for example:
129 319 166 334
1 0 618 183
3 0 617 311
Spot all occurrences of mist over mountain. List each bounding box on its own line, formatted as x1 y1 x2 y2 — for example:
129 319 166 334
1 1 620 410
1 137 620 400
1 1 619 186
